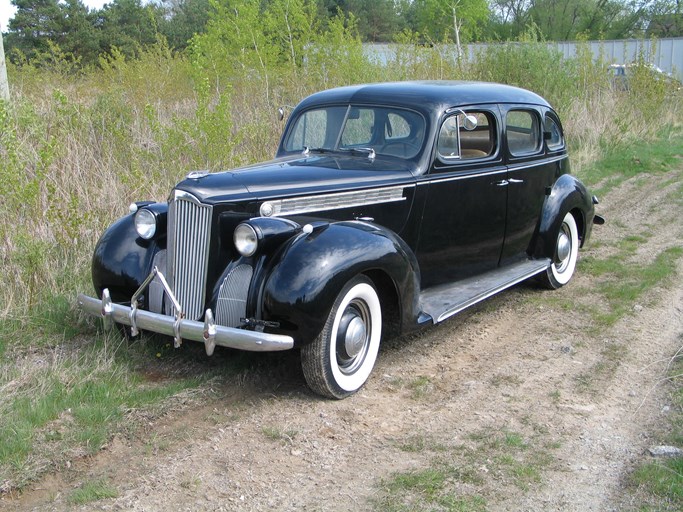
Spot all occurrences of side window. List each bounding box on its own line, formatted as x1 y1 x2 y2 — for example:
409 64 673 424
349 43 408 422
437 111 496 161
437 116 460 159
544 114 564 151
506 110 541 156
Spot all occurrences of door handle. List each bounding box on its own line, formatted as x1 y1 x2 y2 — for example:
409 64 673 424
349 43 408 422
495 180 509 187
508 178 524 184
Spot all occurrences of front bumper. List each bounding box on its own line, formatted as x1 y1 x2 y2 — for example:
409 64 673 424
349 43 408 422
77 267 294 354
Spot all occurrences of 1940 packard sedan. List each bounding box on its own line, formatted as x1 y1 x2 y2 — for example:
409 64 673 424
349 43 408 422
78 81 603 399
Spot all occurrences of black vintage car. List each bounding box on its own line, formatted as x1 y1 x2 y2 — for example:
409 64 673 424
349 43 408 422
78 81 602 399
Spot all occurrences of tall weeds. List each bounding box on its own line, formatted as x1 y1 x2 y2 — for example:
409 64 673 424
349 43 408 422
0 35 680 344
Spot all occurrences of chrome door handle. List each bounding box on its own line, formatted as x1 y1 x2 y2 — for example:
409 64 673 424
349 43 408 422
495 180 509 187
508 178 524 184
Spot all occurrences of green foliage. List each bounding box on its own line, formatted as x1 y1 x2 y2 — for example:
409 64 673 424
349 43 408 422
581 242 682 328
0 334 207 488
68 479 119 505
468 27 576 111
408 0 490 43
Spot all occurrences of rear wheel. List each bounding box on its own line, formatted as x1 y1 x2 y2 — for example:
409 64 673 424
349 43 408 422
301 276 382 399
539 212 579 289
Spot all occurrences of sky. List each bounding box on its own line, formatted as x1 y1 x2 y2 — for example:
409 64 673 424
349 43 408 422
1 0 109 32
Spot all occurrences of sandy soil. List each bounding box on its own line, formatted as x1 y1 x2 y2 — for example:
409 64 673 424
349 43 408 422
2 169 682 511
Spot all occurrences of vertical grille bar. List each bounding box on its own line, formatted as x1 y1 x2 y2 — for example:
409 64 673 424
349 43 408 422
167 190 213 320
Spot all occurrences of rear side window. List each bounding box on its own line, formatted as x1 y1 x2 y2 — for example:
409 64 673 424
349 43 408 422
506 110 541 156
544 114 564 151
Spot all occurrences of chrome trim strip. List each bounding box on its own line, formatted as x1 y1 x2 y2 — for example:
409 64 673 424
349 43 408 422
267 185 407 216
78 293 294 352
416 168 507 186
507 154 567 172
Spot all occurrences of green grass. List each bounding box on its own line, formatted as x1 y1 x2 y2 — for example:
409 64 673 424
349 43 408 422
67 478 118 505
627 345 683 509
375 428 555 511
376 465 487 512
1 33 682 498
581 126 683 194
261 425 299 443
408 375 435 400
581 246 683 327
0 331 212 488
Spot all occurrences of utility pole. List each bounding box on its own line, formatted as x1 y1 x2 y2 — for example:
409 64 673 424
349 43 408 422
0 32 9 102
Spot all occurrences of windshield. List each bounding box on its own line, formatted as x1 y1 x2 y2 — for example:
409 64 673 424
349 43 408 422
284 105 425 160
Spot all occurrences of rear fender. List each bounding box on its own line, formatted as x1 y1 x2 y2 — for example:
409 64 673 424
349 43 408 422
261 221 420 345
532 174 595 260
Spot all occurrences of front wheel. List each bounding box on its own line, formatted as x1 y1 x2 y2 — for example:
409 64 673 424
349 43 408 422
539 212 579 289
301 276 382 399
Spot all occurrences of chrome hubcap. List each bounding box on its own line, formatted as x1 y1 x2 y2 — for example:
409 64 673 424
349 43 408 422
344 316 367 358
336 301 370 374
557 232 571 263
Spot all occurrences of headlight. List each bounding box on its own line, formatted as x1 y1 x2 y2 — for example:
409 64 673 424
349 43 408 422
135 209 157 240
234 223 258 257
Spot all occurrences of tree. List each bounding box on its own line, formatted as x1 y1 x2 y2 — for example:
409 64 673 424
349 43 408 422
159 0 212 50
6 0 99 63
97 0 164 58
317 0 403 41
6 0 66 60
406 0 489 42
483 0 671 41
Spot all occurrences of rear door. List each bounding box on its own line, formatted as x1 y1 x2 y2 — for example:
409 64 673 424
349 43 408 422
500 107 558 265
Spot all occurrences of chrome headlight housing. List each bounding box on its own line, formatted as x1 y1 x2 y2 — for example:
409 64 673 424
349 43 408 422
234 218 300 258
234 223 258 257
135 208 157 240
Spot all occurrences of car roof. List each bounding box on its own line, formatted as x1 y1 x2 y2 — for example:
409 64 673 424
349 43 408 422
294 81 552 113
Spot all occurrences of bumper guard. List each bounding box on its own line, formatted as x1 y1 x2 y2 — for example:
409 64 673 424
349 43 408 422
77 267 294 355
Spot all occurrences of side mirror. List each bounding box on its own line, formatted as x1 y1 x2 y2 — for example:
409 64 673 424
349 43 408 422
463 114 478 131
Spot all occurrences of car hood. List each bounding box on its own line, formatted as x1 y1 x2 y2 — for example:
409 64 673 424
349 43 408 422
174 155 417 205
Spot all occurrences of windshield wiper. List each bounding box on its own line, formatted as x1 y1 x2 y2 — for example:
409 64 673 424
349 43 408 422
303 147 334 155
303 146 376 161
338 147 376 160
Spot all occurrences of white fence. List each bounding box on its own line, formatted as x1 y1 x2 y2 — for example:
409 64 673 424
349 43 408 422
365 37 683 81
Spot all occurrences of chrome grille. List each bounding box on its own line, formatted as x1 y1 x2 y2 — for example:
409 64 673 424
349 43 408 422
216 264 253 327
168 191 213 320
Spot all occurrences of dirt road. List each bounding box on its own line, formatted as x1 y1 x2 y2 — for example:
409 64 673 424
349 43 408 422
4 169 683 511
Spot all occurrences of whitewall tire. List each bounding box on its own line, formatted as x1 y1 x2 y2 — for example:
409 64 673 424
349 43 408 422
301 276 382 399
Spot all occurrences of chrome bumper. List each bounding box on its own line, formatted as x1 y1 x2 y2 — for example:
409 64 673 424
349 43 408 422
77 267 294 354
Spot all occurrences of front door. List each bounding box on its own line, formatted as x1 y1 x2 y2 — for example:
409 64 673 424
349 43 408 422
416 109 507 289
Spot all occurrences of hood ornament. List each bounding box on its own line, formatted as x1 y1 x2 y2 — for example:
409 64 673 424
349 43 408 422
186 170 210 179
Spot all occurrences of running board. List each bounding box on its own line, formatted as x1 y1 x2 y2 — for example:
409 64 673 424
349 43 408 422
419 258 551 324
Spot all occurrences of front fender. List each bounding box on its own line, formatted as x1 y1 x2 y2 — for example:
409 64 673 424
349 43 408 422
92 214 163 302
532 174 595 260
262 221 420 345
